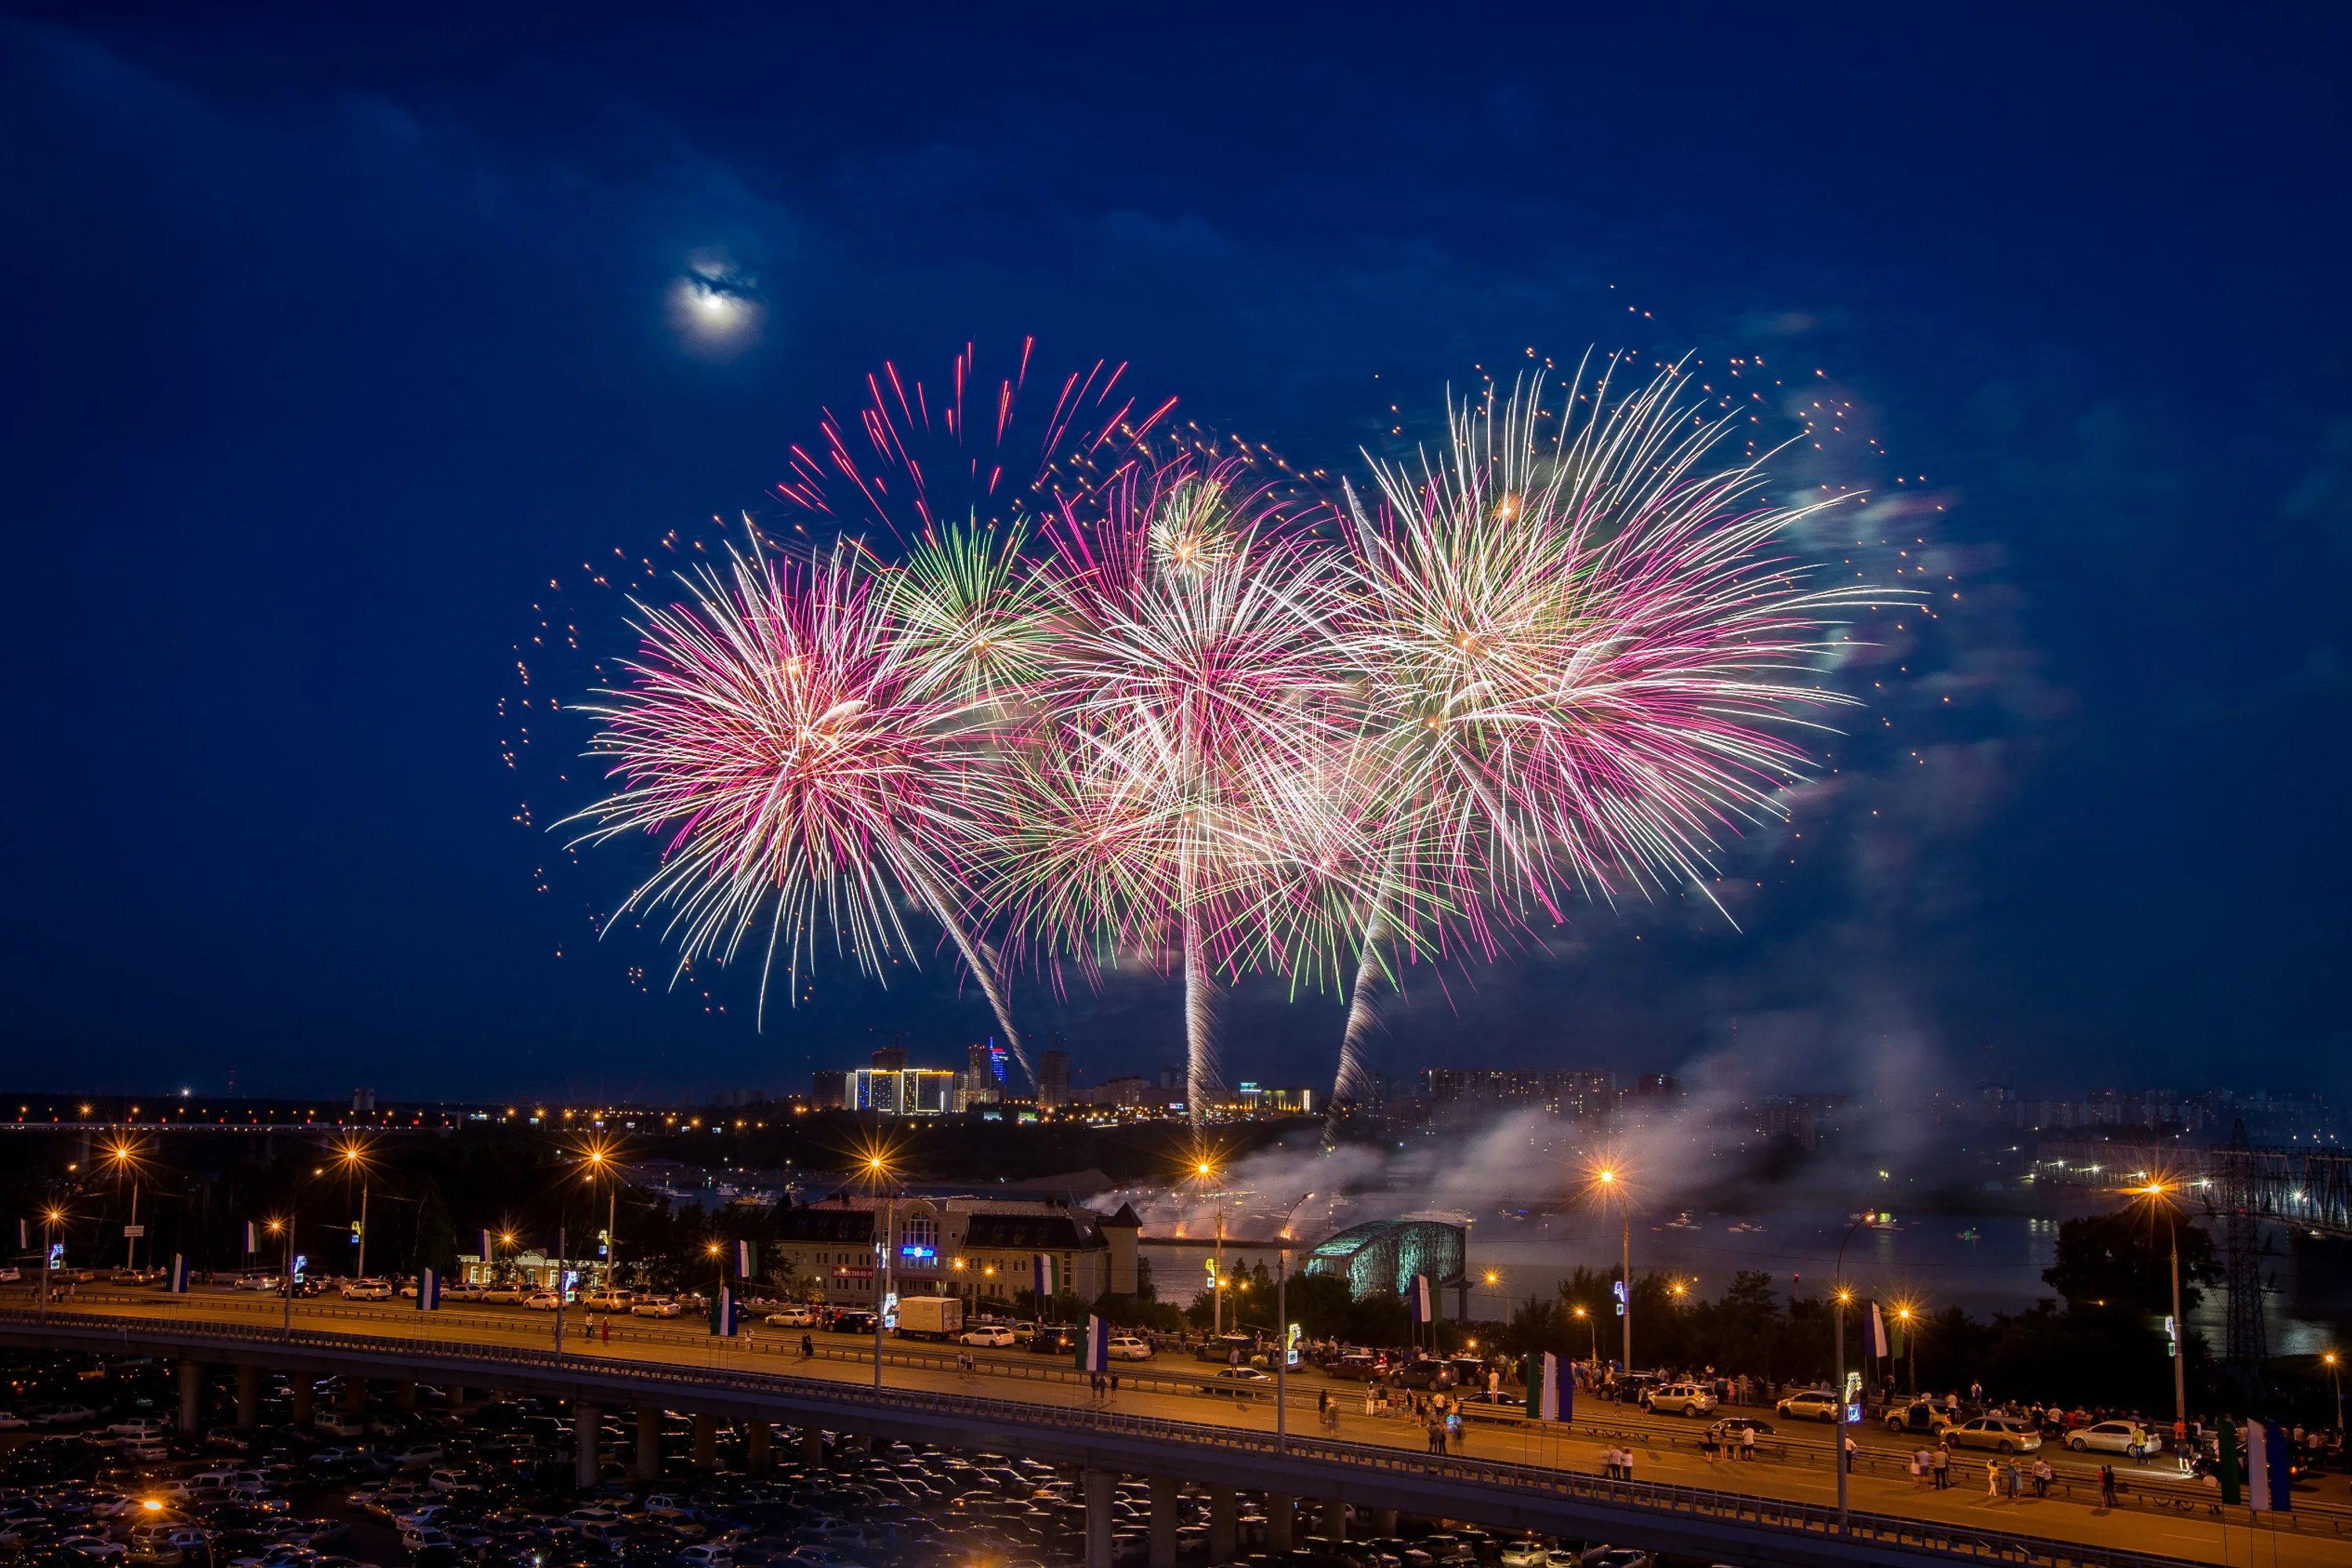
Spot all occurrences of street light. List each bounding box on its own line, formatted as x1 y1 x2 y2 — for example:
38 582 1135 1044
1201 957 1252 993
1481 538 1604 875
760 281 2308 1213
2131 1179 2188 1428
103 1139 143 1274
38 1206 65 1324
333 1138 374 1281
2326 1352 2343 1437
1571 1303 1599 1365
267 1217 294 1341
1587 1161 1632 1374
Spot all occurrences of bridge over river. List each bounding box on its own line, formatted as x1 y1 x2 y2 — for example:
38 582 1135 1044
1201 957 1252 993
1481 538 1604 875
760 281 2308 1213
2 1300 2342 1568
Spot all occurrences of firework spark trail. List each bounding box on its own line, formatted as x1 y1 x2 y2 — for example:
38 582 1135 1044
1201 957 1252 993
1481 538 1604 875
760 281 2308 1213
1325 356 1903 1116
980 455 1358 1120
561 538 1028 1062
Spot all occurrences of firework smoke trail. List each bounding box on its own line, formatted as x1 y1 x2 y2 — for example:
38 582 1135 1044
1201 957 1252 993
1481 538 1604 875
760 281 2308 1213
1324 356 1897 1118
984 455 1356 1121
563 537 1021 1045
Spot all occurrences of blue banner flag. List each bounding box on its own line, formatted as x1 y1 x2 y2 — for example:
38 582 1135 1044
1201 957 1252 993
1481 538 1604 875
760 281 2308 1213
1082 1314 1109 1372
168 1254 188 1294
1409 1273 1433 1324
1033 1254 1057 1301
2246 1418 2293 1512
417 1268 441 1311
243 1221 257 1254
736 1240 755 1277
711 1287 738 1337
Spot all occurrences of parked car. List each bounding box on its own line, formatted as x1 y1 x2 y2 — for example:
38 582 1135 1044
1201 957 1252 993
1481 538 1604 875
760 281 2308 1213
1104 1335 1153 1361
2064 1421 2163 1455
1028 1325 1080 1356
0 1411 27 1429
1944 1416 2042 1454
631 1297 684 1318
1774 1389 1842 1423
1883 1399 1956 1436
957 1326 1018 1348
764 1305 818 1327
1200 1368 1272 1399
107 1418 169 1439
41 1404 99 1426
339 1280 392 1301
439 1282 486 1301
1192 1334 1259 1366
523 1291 561 1312
829 1310 877 1336
1323 1352 1381 1381
579 1289 633 1311
481 1285 525 1305
1392 1360 1455 1391
1644 1383 1717 1417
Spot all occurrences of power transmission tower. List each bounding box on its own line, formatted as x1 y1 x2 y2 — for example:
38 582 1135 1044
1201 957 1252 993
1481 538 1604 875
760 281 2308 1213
2222 1118 2267 1370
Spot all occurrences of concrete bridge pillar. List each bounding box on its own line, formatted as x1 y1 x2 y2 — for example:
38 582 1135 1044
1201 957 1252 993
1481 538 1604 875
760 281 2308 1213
235 1364 262 1428
800 1428 824 1465
745 1421 771 1473
343 1377 368 1414
1208 1484 1236 1563
573 1403 601 1491
290 1380 314 1428
1083 1469 1116 1568
1265 1494 1294 1553
1371 1508 1398 1538
636 1409 662 1481
177 1361 205 1436
1318 1501 1347 1542
691 1411 718 1468
394 1381 417 1411
1147 1475 1179 1568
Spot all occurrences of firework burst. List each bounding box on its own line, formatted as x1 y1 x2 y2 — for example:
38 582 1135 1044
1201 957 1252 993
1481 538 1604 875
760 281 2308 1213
564 537 1025 1058
1326 355 1892 1109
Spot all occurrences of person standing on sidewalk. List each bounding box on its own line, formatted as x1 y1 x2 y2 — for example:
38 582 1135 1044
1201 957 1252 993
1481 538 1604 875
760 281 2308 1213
1932 1443 1951 1489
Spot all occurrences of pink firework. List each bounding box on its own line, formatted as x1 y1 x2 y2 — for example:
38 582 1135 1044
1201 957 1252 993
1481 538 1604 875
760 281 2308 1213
980 454 1357 1116
1326 357 1889 1108
565 538 1022 1048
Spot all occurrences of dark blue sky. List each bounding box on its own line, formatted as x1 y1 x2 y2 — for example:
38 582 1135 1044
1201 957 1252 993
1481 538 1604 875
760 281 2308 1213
4 5 2347 1104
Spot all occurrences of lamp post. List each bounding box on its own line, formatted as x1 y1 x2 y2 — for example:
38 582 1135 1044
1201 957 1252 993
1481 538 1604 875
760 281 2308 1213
105 1141 140 1274
2134 1181 2188 1428
1573 1304 1599 1366
862 1153 895 1392
1593 1167 1630 1374
2325 1352 2342 1437
1830 1214 1867 1534
1275 1246 1289 1451
38 1207 63 1324
336 1141 372 1281
268 1218 293 1342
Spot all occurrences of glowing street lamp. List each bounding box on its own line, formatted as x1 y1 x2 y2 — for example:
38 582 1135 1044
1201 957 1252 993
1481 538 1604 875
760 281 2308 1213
1585 1160 1633 1374
2129 1178 2189 1427
1571 1303 1599 1364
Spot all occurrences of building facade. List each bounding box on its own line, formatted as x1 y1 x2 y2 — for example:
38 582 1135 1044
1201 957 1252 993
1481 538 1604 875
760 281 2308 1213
767 1195 1140 1308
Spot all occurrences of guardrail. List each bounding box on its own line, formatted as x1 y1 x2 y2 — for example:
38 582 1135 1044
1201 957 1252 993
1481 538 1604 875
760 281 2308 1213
0 1308 2260 1568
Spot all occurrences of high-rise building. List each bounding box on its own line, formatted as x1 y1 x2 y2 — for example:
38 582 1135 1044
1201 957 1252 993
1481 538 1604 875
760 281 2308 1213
848 1066 956 1116
1419 1069 1615 1123
1039 1051 1071 1111
872 1045 908 1072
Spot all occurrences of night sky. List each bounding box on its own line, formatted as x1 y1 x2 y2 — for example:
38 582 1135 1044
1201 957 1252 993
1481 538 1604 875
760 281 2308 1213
4 7 2347 1105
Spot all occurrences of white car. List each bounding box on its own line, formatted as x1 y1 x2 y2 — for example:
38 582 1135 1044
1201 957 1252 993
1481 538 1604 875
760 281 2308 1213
441 1282 486 1301
387 1443 444 1468
632 1297 684 1318
958 1327 1018 1348
58 1537 127 1561
1944 1415 2042 1454
1774 1388 1842 1423
1105 1336 1153 1361
523 1291 562 1311
0 1412 27 1429
108 1417 170 1439
1645 1382 1717 1417
2065 1421 2164 1455
42 1403 99 1426
0 1266 18 1283
1202 1367 1273 1398
581 1290 634 1312
234 1273 281 1292
339 1280 392 1301
481 1284 525 1304
764 1305 817 1327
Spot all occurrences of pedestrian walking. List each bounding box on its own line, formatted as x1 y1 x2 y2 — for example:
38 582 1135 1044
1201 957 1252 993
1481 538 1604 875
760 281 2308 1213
801 1333 814 1360
1911 1446 1929 1488
1844 1435 1857 1472
1986 1460 2000 1497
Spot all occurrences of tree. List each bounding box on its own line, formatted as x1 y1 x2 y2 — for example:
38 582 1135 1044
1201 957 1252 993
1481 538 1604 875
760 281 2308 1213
2044 1210 2214 1314
411 1179 457 1277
